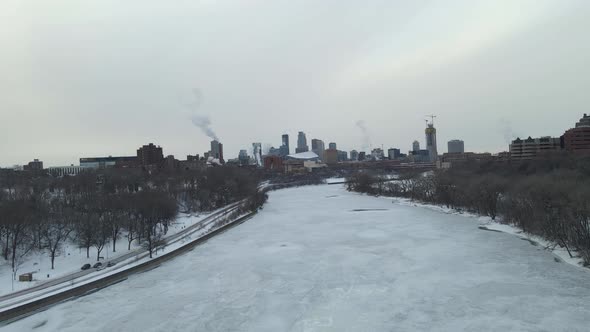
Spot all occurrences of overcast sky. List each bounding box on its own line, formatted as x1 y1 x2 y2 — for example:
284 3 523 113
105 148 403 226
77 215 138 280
1 0 589 167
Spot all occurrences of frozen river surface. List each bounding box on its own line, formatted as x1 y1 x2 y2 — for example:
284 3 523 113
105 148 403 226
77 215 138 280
6 185 590 332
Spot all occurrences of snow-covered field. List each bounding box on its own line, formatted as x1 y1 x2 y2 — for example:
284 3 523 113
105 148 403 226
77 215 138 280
6 185 590 331
0 212 212 295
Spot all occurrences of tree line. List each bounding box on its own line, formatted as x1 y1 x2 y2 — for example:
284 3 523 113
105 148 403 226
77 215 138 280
346 153 590 266
0 166 264 278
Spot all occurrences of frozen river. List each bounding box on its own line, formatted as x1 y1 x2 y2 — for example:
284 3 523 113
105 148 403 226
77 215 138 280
6 185 590 332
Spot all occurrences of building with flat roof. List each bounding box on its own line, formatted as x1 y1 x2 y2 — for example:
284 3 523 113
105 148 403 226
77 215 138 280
23 159 43 171
80 156 137 169
388 148 401 160
447 140 465 154
264 155 283 171
238 150 249 166
304 160 327 172
371 148 384 160
311 139 325 161
210 140 224 163
412 141 420 152
137 143 164 166
563 114 590 154
425 123 438 162
441 152 493 165
267 147 281 156
296 131 309 153
280 134 290 157
284 159 306 173
409 149 431 163
509 136 562 160
324 149 338 165
48 165 87 177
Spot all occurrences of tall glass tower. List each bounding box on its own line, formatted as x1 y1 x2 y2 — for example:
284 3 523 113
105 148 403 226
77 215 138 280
296 131 309 153
425 124 438 162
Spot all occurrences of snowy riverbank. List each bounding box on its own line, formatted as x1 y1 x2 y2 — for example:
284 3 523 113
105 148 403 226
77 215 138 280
6 184 590 332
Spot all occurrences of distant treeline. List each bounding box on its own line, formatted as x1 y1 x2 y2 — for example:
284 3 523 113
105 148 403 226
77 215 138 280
346 153 590 266
0 166 266 277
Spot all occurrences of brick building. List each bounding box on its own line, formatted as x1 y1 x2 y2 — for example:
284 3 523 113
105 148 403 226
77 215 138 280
563 113 590 154
324 149 338 165
509 136 561 160
23 159 43 171
264 155 283 171
137 143 164 166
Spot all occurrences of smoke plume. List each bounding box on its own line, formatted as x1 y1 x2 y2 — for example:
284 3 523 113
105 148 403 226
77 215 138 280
355 120 371 151
498 118 519 144
192 115 219 141
185 88 219 141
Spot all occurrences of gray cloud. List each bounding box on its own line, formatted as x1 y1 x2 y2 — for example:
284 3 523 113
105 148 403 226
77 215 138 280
0 1 589 166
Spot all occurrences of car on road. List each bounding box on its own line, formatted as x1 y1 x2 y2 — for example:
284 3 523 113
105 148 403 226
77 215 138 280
107 261 116 267
93 262 103 269
81 264 91 270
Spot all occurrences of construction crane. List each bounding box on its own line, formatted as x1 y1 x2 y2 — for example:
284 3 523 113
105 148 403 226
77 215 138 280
425 114 437 126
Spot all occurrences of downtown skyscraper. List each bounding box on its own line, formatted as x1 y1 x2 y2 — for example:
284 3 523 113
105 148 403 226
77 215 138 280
296 131 309 153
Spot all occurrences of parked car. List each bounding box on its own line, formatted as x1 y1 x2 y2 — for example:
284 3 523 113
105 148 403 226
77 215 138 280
81 264 91 270
107 261 116 267
93 262 103 269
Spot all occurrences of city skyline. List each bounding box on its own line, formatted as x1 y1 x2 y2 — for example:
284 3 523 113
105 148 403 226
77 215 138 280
1 114 583 167
2 1 590 167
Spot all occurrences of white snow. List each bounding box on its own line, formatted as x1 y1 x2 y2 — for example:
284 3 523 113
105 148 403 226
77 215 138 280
286 151 319 160
0 211 214 295
5 185 590 332
325 177 346 184
388 197 588 269
0 210 245 312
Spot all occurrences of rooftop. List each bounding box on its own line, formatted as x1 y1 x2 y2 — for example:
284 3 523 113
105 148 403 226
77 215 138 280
286 151 319 160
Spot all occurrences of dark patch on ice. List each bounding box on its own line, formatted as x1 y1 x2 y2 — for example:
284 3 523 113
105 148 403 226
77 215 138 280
325 195 339 198
520 238 539 246
32 320 48 329
350 209 388 212
137 264 161 274
554 257 562 263
478 226 503 233
280 244 287 247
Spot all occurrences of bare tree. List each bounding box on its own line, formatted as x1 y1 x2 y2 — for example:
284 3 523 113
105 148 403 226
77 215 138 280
41 199 74 269
4 198 36 277
136 191 177 258
75 212 96 259
92 219 110 262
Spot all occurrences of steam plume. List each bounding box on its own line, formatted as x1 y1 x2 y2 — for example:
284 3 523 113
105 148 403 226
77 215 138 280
498 118 519 144
192 115 219 141
186 88 219 141
355 120 371 151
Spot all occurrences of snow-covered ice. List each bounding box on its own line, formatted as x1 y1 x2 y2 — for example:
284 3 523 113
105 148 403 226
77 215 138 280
5 185 590 332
